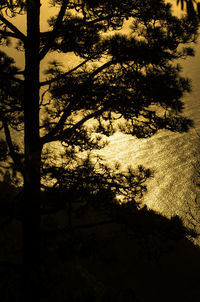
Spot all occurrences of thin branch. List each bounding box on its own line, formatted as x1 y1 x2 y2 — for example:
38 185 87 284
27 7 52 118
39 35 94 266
0 29 19 39
1 117 23 172
40 58 115 88
40 121 73 129
39 0 69 60
40 87 50 106
0 14 26 42
67 108 105 132
13 70 25 75
41 108 105 144
40 59 89 86
1 106 22 114
40 103 74 144
0 73 24 84
88 60 116 80
2 118 17 159
39 11 133 36
40 60 116 144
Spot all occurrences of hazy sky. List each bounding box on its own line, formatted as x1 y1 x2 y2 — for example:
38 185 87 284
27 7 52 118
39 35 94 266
1 1 76 73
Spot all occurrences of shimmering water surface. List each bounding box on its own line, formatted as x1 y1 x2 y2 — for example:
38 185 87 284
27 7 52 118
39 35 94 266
98 40 200 243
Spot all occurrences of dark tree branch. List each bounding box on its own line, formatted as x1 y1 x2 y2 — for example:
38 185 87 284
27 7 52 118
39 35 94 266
39 0 70 60
1 106 22 114
40 59 89 86
0 73 24 84
40 60 116 144
88 60 116 80
41 108 105 144
40 103 73 144
0 29 20 39
1 117 23 172
13 70 25 75
39 11 135 37
0 14 26 42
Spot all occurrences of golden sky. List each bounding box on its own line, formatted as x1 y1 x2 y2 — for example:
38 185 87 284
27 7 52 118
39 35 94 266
0 0 182 71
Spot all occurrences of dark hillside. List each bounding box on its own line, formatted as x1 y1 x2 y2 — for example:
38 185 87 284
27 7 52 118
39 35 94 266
0 182 200 302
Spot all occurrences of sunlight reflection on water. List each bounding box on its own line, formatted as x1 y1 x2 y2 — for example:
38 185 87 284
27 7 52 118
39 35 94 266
98 128 200 244
96 39 200 244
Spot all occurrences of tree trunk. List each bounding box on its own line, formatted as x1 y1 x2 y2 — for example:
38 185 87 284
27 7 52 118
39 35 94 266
22 1 41 301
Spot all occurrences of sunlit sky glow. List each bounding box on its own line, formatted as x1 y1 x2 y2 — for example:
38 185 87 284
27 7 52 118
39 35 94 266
0 1 182 71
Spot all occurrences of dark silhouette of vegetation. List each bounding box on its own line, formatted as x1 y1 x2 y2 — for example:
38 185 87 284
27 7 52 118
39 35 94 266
0 181 200 302
0 0 199 301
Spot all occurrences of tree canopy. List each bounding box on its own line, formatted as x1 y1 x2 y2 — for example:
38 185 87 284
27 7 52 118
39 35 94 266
0 0 198 192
